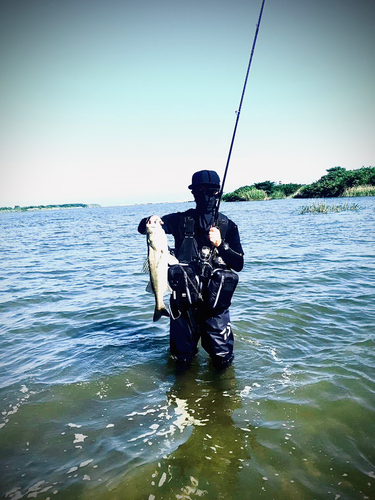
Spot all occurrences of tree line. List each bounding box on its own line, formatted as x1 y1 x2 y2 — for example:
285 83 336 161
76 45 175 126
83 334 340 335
0 203 100 212
222 166 375 201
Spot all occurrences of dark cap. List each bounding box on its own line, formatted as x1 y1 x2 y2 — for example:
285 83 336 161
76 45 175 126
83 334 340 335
188 170 221 189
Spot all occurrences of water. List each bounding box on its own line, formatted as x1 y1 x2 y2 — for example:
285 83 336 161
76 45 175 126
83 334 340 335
1 198 374 500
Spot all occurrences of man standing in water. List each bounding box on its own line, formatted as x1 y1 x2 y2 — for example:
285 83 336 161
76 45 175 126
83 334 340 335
138 170 244 370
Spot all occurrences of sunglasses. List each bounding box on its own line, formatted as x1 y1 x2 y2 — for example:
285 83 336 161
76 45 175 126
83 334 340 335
192 186 219 196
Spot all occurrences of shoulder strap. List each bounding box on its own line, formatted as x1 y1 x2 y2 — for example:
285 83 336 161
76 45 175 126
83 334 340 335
184 216 195 236
217 213 229 240
176 216 198 263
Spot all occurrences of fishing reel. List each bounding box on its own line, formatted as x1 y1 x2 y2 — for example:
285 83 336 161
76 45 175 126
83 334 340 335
200 246 211 262
198 246 213 280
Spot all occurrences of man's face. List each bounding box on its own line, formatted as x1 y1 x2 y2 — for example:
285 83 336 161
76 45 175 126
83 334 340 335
192 185 220 214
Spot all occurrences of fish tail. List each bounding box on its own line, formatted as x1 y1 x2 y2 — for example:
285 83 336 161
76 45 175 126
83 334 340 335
153 307 170 322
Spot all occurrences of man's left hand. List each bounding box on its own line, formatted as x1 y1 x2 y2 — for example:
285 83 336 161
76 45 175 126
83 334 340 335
209 226 222 248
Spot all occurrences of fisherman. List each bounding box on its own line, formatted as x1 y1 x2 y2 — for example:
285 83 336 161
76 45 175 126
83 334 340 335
138 170 244 370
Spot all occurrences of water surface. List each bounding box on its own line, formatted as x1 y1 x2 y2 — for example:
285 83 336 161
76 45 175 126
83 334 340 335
1 198 374 499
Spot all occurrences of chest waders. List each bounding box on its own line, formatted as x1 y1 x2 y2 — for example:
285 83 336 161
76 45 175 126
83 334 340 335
167 214 238 368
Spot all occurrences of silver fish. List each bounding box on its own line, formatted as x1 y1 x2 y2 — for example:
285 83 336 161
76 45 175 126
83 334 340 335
144 220 178 321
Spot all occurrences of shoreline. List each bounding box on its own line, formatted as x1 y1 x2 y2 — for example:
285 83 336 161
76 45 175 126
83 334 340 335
0 203 100 213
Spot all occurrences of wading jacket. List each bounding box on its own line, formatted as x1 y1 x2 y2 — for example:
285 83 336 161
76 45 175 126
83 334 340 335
138 208 244 272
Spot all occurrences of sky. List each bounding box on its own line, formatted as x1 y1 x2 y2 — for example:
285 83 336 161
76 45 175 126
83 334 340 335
1 0 374 207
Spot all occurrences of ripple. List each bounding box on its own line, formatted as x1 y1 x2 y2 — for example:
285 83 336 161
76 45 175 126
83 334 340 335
1 201 374 500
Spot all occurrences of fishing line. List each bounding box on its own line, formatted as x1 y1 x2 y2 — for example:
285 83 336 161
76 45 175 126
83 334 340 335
215 0 266 221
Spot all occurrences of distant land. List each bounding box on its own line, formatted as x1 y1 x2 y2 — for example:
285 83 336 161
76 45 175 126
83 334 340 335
223 166 375 201
2 167 374 211
0 203 101 213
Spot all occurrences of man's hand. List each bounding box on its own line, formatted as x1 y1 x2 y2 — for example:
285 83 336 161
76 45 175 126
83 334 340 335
209 226 222 248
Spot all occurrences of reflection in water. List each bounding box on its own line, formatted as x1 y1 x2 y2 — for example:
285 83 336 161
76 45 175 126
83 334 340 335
113 362 257 500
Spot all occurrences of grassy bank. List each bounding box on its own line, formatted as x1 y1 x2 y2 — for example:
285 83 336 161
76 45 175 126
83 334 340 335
223 166 375 202
343 185 375 197
222 186 267 201
222 182 302 201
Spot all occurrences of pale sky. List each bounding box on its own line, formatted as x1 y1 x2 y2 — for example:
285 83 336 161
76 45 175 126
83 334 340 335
1 0 374 207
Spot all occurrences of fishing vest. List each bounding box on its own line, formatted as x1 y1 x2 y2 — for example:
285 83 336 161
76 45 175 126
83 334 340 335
169 213 238 314
176 214 229 264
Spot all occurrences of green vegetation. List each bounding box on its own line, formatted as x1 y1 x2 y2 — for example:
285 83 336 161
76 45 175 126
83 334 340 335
294 166 375 198
0 203 100 213
223 166 375 201
222 186 267 201
299 201 360 214
222 182 302 201
254 181 303 198
343 185 375 197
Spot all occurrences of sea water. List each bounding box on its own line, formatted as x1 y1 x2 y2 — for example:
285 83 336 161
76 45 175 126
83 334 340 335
1 198 374 500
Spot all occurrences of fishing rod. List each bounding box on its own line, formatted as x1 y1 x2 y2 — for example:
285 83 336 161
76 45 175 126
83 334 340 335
214 0 266 222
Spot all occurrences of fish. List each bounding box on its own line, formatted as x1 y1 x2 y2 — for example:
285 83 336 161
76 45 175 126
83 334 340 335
144 219 178 321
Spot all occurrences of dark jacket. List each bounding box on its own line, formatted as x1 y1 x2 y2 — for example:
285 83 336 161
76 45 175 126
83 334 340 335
138 208 244 272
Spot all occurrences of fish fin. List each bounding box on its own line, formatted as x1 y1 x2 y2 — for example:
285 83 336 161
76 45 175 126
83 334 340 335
153 307 170 322
141 258 150 273
145 281 154 293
